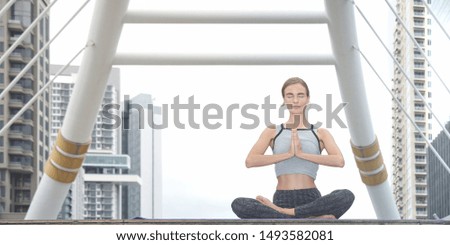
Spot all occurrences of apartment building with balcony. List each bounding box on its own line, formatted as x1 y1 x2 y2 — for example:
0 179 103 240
391 0 433 219
0 0 51 219
50 65 126 219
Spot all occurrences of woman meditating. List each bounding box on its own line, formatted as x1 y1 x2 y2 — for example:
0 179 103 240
231 77 354 219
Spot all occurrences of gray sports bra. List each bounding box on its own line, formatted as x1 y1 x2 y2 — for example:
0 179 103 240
272 124 321 179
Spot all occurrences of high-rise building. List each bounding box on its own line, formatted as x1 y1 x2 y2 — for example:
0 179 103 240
391 0 450 220
427 0 450 221
391 0 433 219
0 0 51 219
82 154 140 219
50 65 121 155
50 64 131 219
122 94 162 219
392 0 432 219
427 121 450 220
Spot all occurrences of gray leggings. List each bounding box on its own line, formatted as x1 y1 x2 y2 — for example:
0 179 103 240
231 188 354 219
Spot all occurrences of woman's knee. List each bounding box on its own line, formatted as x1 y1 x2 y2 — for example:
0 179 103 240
331 189 355 207
333 189 354 198
342 189 355 204
231 198 244 211
231 197 253 218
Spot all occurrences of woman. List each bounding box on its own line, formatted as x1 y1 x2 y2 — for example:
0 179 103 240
231 77 354 219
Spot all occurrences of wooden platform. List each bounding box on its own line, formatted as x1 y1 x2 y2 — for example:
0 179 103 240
1 219 449 225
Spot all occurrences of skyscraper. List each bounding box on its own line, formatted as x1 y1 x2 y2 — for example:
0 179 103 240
122 94 162 219
50 65 121 155
391 0 433 219
427 121 450 220
0 0 50 219
50 64 133 219
427 0 450 221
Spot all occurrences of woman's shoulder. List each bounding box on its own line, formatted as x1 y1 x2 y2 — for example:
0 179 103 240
263 124 277 133
260 124 280 138
316 127 333 139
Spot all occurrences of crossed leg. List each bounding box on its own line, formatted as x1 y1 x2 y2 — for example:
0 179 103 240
256 195 336 219
256 195 295 216
232 189 353 219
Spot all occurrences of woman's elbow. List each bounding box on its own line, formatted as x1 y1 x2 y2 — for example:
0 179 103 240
245 157 254 168
338 157 345 168
336 156 345 168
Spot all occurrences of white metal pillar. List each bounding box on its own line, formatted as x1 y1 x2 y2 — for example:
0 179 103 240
325 0 400 219
26 0 129 220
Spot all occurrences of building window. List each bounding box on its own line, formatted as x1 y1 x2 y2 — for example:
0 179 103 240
11 1 34 26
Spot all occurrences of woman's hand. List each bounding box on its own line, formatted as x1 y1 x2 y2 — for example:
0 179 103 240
289 129 302 158
289 128 345 168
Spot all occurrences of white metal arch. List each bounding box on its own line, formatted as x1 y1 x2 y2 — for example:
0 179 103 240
25 0 400 220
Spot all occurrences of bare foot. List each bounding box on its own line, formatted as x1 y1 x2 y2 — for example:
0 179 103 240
310 214 336 219
256 195 295 216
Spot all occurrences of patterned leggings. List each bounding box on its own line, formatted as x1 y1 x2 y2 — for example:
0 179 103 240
231 188 354 219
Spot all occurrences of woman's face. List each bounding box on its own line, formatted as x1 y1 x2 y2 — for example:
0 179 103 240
283 83 310 115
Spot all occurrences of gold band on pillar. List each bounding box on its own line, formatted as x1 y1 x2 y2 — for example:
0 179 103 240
351 137 379 158
49 147 85 170
44 160 79 184
351 136 388 186
44 131 91 183
360 167 388 186
355 153 384 172
56 130 90 155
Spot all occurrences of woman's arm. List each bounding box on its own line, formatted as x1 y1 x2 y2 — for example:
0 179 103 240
245 127 294 168
295 128 345 168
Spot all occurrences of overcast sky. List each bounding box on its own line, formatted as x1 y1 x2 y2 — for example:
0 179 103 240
49 0 450 219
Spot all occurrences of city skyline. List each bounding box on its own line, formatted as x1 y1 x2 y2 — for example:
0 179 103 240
0 0 448 219
49 0 450 219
